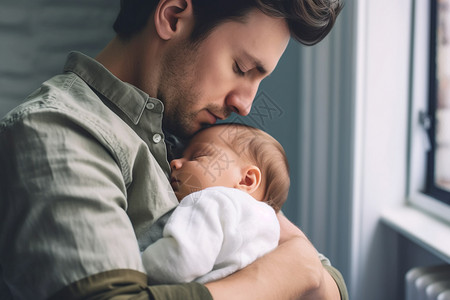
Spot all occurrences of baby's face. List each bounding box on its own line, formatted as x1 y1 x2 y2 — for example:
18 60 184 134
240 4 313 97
170 126 245 201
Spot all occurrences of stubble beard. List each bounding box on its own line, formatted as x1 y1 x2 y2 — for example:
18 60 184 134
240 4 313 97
158 39 233 139
158 40 203 139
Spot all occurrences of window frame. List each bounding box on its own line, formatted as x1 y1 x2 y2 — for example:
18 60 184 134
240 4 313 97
408 0 450 222
424 0 450 204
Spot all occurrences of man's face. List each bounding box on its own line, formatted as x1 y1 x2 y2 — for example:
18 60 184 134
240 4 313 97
158 8 290 138
169 126 246 201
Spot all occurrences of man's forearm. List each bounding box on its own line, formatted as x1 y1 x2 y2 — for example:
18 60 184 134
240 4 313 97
301 264 341 300
205 236 340 300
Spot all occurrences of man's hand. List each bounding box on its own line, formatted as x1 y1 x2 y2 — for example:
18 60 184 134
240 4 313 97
205 213 341 299
277 213 341 299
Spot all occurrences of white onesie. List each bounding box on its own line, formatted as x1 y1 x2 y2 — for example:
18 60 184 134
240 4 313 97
141 186 280 284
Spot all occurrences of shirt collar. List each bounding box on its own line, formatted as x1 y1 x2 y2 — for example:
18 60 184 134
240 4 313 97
63 51 161 125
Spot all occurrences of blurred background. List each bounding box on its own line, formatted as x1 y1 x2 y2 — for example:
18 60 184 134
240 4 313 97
1 1 449 299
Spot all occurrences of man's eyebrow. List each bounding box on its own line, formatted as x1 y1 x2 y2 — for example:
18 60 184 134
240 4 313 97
242 51 268 75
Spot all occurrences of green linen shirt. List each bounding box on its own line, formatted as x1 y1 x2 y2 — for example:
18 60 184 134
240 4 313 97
0 52 347 300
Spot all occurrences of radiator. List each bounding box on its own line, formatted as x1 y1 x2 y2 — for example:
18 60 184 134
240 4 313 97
406 265 450 300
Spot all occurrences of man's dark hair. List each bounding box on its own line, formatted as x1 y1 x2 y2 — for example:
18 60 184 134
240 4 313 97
113 0 343 46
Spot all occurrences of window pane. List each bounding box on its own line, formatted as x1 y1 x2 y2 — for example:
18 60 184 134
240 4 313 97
435 0 450 192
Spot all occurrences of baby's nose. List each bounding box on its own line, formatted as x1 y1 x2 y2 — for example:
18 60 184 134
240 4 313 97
170 159 183 170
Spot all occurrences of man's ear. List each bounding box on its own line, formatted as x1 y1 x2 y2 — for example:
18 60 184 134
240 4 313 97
154 0 193 40
237 166 262 196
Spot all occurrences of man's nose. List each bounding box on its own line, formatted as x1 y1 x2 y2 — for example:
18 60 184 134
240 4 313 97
226 81 260 116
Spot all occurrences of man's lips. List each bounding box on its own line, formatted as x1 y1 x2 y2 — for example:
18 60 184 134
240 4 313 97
206 110 220 124
203 107 233 125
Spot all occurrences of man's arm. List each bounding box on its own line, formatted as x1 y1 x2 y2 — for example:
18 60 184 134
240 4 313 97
205 214 347 300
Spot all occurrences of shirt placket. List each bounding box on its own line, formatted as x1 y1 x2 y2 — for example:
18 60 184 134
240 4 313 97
139 97 170 177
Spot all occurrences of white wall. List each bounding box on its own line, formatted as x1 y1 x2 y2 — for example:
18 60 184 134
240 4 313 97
342 1 445 299
350 0 412 298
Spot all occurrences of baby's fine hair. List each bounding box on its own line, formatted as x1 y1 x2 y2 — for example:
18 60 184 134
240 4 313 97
210 123 290 212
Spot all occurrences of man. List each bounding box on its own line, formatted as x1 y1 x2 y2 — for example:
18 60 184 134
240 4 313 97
0 0 347 299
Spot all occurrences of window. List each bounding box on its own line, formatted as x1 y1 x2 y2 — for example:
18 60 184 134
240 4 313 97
409 0 450 221
425 0 450 204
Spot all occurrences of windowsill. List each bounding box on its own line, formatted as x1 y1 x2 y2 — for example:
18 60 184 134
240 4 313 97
381 204 450 264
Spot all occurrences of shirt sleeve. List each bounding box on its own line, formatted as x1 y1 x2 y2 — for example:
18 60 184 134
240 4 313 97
320 254 349 300
47 269 212 300
0 108 210 300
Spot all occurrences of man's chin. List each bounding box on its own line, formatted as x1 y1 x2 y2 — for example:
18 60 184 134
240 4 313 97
165 124 195 140
164 121 209 139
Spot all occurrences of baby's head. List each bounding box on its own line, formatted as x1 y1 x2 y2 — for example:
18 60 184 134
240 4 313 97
170 123 290 211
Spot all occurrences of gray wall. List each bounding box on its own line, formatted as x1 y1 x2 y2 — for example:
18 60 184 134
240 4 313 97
0 0 119 117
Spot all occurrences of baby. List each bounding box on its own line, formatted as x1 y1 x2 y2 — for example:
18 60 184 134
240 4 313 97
142 123 290 284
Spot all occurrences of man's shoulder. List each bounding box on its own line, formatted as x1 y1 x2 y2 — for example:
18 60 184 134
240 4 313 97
0 72 93 127
0 71 143 173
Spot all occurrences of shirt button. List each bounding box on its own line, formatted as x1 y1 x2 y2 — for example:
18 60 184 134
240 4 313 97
153 133 162 144
146 102 155 110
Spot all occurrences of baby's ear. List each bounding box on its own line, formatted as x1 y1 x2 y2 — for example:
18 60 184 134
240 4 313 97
237 166 262 196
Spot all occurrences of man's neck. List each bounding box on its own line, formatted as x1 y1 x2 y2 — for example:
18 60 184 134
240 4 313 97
95 34 163 98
